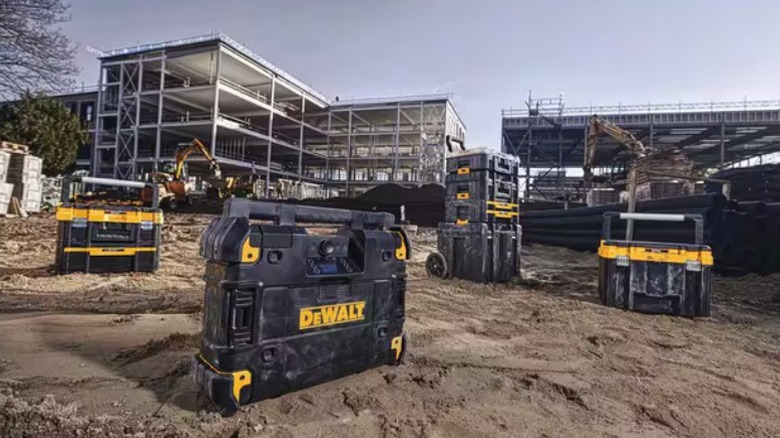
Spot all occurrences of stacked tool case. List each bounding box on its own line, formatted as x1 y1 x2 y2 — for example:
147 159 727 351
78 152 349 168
430 149 522 282
55 177 162 274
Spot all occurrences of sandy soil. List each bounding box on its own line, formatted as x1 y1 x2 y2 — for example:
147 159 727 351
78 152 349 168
1 214 779 437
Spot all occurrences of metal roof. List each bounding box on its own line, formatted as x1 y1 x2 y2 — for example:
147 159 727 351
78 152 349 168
502 100 780 169
99 32 329 104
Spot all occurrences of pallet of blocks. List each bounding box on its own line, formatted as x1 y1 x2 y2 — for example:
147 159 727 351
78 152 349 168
4 146 43 214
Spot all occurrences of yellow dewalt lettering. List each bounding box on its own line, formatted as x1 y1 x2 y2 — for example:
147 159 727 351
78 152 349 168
299 301 367 330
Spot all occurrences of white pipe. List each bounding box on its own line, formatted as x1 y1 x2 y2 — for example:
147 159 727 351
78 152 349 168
619 213 686 222
78 177 148 189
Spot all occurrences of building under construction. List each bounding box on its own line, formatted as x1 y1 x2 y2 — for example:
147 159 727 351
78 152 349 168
56 33 465 198
502 94 780 201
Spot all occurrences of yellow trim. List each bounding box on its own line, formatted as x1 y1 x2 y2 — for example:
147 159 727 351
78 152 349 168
457 167 470 175
486 201 518 210
456 219 469 225
63 247 156 256
241 237 260 263
456 192 469 200
56 207 163 224
393 231 408 260
487 210 518 219
391 335 403 361
198 355 251 402
598 242 714 266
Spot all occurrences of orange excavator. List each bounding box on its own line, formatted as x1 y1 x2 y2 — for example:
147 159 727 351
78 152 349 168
151 138 222 210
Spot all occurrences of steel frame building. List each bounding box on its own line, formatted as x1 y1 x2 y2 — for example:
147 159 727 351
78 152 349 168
86 33 465 197
502 94 780 200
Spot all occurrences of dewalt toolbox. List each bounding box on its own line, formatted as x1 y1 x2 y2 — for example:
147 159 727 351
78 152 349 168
445 198 519 225
55 176 162 274
446 149 520 177
445 168 517 185
445 177 519 203
194 199 411 415
427 222 521 283
598 212 712 316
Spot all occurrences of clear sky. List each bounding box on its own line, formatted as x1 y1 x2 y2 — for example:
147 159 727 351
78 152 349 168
63 0 780 148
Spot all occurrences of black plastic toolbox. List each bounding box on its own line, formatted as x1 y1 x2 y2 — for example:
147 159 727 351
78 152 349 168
194 199 411 415
445 177 519 203
445 198 519 225
55 176 162 274
446 150 520 177
598 212 712 316
436 222 521 283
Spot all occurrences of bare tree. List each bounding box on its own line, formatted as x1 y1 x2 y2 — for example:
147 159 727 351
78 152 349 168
0 0 79 99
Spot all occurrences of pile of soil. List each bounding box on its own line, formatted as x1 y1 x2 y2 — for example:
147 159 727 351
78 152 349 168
0 213 779 437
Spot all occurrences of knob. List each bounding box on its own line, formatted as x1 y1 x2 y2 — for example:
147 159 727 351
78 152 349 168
319 240 335 256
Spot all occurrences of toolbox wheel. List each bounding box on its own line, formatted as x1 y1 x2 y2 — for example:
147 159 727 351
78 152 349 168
425 251 449 279
219 404 239 417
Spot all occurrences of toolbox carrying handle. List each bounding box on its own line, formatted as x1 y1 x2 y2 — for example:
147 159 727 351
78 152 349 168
61 176 160 208
224 198 396 229
601 212 704 245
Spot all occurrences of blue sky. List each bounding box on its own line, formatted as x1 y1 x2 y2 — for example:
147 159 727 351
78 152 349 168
63 0 780 147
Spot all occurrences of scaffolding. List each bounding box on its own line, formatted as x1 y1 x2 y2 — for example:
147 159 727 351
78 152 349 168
86 34 465 198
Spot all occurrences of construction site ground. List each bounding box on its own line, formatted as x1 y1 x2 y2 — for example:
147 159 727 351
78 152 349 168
1 214 779 438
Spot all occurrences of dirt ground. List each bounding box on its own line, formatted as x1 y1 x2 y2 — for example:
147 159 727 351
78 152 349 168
1 214 779 438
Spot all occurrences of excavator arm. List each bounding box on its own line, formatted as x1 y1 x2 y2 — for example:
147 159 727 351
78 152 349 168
583 115 649 240
583 115 647 184
173 138 222 180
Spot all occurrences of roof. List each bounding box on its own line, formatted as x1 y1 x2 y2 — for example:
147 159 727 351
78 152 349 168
98 33 328 104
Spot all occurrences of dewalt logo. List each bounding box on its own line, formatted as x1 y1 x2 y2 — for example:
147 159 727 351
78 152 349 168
299 301 366 330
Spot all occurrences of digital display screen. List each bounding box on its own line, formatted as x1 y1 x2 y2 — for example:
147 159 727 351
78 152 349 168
319 263 338 274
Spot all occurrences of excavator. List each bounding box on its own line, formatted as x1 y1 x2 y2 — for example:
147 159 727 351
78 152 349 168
583 115 648 238
151 138 222 210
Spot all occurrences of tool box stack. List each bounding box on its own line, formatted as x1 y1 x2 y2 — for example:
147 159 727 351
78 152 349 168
428 149 522 282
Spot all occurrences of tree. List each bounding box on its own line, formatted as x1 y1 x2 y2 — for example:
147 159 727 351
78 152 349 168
0 91 88 174
0 0 79 99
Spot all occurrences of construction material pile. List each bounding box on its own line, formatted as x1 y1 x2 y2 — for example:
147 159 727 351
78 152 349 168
0 141 43 215
520 193 780 275
299 183 445 226
707 164 780 201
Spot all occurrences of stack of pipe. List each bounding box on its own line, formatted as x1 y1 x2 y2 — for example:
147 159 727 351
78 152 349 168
520 194 780 276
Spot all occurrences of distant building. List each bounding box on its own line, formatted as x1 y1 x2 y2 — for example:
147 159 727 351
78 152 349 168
46 33 466 198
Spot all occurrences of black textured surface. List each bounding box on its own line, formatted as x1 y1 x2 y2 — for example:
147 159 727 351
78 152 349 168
198 200 407 413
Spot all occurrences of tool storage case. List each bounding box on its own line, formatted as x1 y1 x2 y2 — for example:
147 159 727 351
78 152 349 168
598 212 712 316
446 149 520 177
445 198 519 225
430 222 521 283
445 177 519 203
194 199 411 415
55 177 162 274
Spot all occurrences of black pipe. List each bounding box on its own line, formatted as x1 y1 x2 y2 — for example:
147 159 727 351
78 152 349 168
521 194 725 219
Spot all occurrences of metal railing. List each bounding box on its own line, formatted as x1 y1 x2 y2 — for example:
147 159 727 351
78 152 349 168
502 99 780 118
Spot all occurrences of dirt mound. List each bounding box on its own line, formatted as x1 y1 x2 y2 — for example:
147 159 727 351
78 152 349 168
0 387 187 438
114 333 200 364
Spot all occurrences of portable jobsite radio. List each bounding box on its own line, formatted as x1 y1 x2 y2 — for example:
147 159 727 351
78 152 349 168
598 212 713 316
194 199 410 415
55 176 162 274
428 148 522 282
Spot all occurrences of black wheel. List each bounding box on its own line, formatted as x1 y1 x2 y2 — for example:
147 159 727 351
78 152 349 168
425 251 449 279
167 198 178 211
